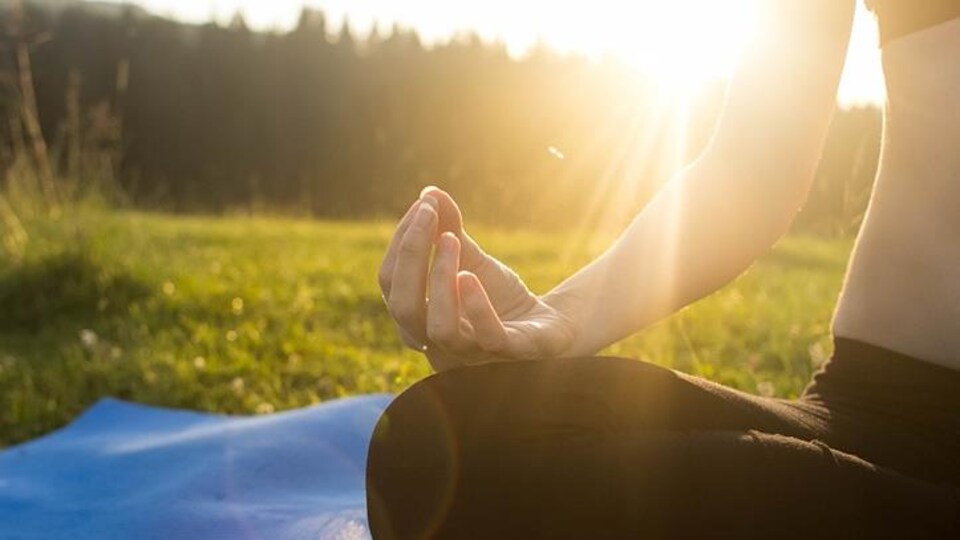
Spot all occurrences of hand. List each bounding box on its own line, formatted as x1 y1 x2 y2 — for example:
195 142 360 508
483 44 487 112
378 187 578 371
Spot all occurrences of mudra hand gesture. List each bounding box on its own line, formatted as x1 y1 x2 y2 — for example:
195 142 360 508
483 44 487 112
379 187 577 372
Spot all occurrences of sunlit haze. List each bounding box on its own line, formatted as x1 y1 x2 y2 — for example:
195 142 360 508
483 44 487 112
96 0 885 107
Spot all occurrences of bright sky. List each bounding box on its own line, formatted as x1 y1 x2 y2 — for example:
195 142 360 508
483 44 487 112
97 0 885 107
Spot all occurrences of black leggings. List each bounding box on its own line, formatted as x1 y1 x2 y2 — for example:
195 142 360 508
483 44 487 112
366 339 960 538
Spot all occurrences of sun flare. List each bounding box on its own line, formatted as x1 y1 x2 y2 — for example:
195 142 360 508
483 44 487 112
103 0 883 105
548 0 758 88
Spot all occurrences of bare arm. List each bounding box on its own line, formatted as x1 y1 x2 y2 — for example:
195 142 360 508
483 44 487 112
379 0 857 370
545 0 857 356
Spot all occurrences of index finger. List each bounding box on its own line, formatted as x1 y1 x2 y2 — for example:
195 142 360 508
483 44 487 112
379 199 427 297
387 201 439 345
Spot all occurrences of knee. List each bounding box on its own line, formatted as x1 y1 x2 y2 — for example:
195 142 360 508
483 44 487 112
366 376 461 539
364 363 579 539
364 358 671 538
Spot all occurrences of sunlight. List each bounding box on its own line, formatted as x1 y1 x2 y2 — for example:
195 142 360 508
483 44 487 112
555 0 758 90
557 88 678 269
839 4 886 106
660 96 692 313
100 0 885 105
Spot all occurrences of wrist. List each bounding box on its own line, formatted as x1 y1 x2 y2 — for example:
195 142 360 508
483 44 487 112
540 289 593 358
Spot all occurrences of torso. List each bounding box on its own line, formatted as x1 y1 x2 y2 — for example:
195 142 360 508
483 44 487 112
832 16 960 370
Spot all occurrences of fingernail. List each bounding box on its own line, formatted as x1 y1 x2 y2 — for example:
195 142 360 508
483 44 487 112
420 185 439 198
421 195 439 211
440 232 459 253
414 202 435 226
458 271 479 292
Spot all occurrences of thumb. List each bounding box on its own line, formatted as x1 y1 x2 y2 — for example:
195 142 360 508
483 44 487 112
420 186 463 237
458 271 508 353
421 186 487 269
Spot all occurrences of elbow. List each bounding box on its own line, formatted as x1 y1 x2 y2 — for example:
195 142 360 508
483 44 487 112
744 168 812 232
701 121 823 220
737 172 811 250
702 175 811 274
700 150 815 239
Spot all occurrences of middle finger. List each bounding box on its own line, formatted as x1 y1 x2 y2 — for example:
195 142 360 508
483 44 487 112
427 232 473 353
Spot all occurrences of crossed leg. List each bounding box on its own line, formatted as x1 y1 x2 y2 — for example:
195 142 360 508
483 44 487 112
366 357 958 538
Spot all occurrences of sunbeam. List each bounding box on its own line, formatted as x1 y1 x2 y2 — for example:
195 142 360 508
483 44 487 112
101 0 883 106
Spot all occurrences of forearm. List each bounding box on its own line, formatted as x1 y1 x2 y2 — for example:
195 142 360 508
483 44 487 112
544 156 804 357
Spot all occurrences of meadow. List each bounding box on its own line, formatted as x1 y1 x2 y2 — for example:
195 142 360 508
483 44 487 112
0 208 852 447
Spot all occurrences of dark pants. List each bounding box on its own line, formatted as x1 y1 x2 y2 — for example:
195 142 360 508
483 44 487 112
366 339 960 538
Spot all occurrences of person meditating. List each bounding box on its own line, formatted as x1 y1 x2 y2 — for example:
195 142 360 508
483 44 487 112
367 0 960 537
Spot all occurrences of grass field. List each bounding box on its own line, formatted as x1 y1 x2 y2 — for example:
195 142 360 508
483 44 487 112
0 208 853 447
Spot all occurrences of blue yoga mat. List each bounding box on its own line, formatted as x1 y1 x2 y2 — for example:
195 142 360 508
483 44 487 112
0 394 393 539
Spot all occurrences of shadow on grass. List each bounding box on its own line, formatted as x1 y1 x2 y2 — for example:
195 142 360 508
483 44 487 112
0 249 152 333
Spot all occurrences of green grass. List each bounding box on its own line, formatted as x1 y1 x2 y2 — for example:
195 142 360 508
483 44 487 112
0 209 852 447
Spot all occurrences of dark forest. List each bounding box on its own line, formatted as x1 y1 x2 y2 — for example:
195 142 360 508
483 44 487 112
1 2 881 231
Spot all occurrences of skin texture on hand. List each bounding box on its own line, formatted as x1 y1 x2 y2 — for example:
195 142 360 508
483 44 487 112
378 187 577 372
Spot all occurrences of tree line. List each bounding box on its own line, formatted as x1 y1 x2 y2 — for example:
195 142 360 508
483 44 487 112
1 2 881 232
